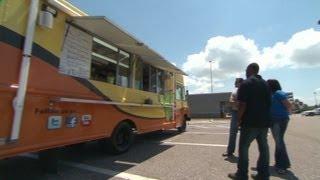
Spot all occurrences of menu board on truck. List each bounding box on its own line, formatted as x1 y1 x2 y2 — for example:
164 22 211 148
59 25 93 79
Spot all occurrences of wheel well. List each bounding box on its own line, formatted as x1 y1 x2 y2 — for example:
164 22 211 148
118 119 137 132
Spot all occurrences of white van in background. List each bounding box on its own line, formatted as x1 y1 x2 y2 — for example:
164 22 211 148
302 108 320 116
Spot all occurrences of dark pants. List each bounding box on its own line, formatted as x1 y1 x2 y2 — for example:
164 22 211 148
237 127 270 180
271 118 291 169
227 110 239 154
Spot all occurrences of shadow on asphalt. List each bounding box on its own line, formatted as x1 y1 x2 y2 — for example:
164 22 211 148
0 130 179 180
224 155 238 164
269 167 299 180
136 129 180 142
251 166 299 180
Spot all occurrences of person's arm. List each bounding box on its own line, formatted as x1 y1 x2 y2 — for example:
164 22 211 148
282 99 292 113
237 102 246 126
237 83 247 127
229 92 236 108
275 91 292 113
229 93 234 103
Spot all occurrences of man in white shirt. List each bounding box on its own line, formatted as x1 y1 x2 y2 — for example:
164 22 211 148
222 78 243 157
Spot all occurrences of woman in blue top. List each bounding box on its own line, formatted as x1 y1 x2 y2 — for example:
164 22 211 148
267 79 292 174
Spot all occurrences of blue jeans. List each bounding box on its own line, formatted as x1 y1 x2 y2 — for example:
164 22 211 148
237 127 270 180
227 110 239 154
271 118 291 169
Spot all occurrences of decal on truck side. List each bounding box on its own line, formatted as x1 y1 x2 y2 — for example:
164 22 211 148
65 115 78 128
81 115 92 126
47 116 62 130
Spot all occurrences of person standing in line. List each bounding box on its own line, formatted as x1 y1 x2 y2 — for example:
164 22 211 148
223 78 244 157
267 79 291 174
228 63 272 180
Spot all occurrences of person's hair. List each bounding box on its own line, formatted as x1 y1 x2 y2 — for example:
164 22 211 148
267 79 282 93
248 63 259 74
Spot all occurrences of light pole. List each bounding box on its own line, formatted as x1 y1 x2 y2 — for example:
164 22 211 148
209 60 213 93
314 92 318 107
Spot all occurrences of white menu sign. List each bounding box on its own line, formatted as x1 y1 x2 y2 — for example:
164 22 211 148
59 26 92 79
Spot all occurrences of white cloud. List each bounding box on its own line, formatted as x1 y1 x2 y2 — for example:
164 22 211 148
182 35 258 80
260 29 320 69
183 28 320 94
184 75 224 94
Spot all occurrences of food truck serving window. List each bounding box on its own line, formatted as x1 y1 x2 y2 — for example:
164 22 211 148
90 37 131 87
134 57 143 90
141 63 165 94
157 69 165 94
91 37 118 84
59 25 131 87
118 50 130 87
176 84 185 100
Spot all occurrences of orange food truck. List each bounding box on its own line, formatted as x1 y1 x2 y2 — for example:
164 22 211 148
0 0 190 159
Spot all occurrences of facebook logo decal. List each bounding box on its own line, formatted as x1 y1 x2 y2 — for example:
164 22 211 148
66 115 78 128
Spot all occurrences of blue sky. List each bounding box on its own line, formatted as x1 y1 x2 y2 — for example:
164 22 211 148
69 0 320 105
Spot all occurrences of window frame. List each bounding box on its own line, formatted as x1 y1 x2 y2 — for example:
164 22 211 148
90 36 132 88
175 84 185 101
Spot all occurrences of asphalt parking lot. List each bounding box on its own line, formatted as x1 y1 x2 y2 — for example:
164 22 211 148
1 114 320 180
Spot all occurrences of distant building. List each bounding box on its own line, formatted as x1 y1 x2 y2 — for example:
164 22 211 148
187 91 305 117
188 92 231 118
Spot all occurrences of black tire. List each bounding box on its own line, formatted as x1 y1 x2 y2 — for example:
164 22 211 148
100 122 135 154
177 118 187 133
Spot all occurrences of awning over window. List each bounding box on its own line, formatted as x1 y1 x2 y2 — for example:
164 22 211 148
69 16 187 75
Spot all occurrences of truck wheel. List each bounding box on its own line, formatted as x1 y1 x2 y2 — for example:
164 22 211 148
177 118 187 133
100 122 135 154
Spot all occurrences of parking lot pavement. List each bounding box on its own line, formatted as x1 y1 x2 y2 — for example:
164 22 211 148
1 114 320 180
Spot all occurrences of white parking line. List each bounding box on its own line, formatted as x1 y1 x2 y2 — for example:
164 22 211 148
114 160 139 166
161 141 227 147
184 131 235 135
62 161 157 180
188 124 230 129
189 121 229 124
188 125 213 129
185 131 270 136
19 154 158 180
185 132 230 135
214 125 230 129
